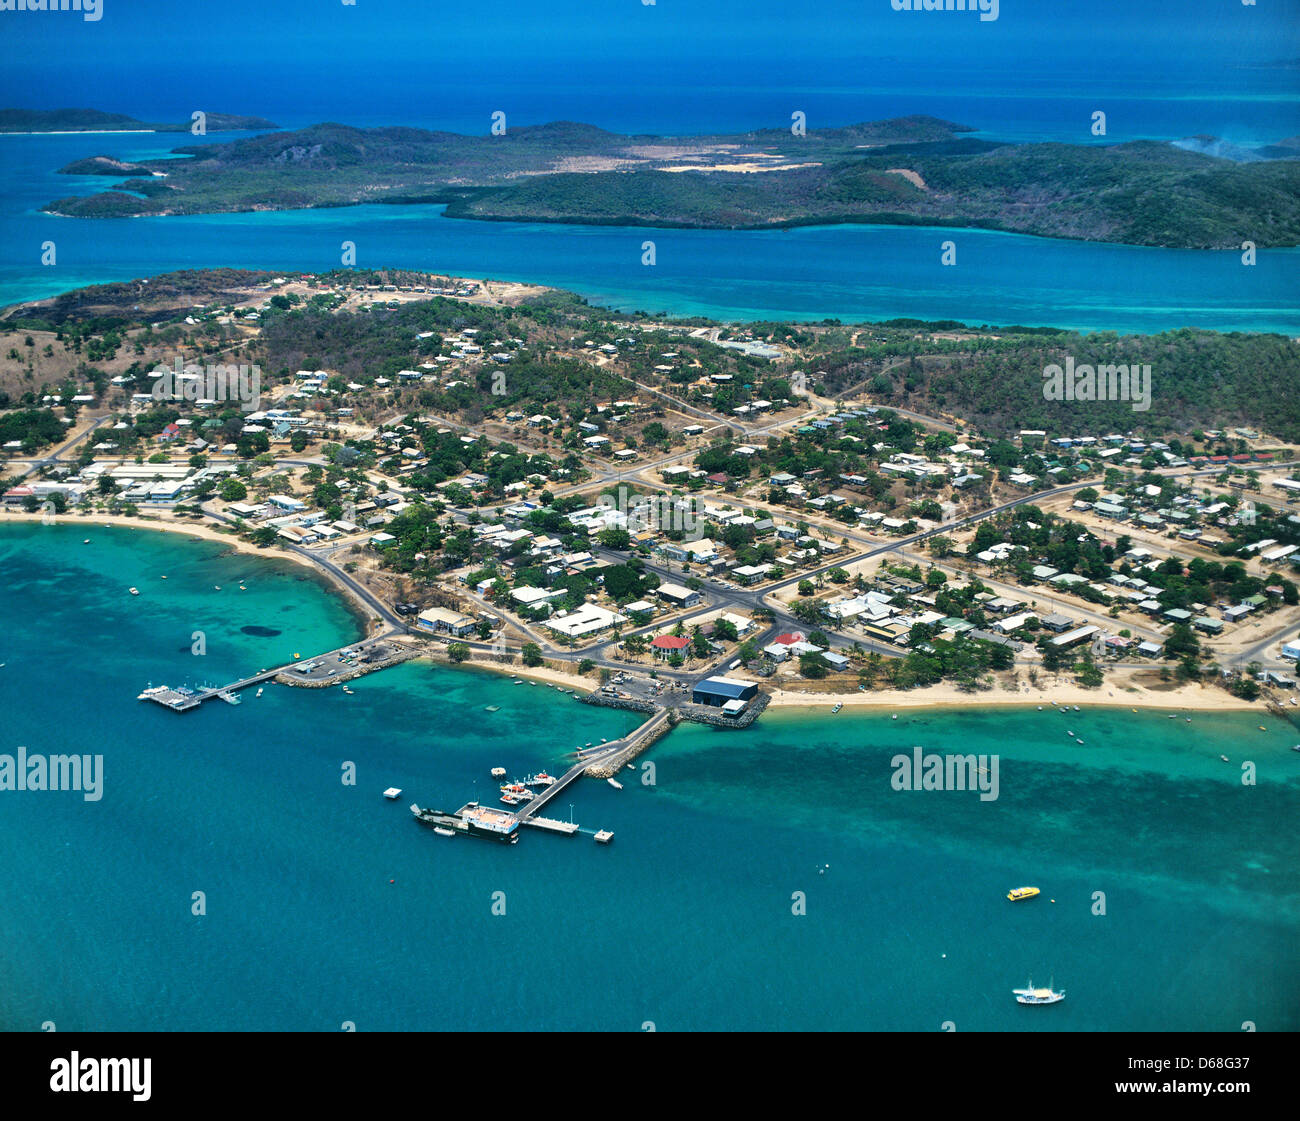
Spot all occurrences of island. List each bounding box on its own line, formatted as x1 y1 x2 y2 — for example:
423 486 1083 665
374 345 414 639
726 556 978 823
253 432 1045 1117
35 115 1300 249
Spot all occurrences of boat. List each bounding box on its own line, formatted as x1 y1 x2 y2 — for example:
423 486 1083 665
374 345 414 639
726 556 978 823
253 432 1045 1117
1013 978 1065 1005
607 778 624 790
485 705 500 712
1220 754 1230 763
1291 744 1300 753
383 787 402 799
83 539 90 544
255 687 263 698
594 829 614 844
433 826 455 837
137 685 168 701
831 703 843 714
341 685 354 695
1007 886 1041 902
490 767 507 778
412 802 518 844
499 793 522 806
530 772 556 786
128 587 139 596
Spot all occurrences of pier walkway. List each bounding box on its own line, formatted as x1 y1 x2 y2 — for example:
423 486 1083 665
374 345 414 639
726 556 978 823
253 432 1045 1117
513 708 669 822
139 634 397 712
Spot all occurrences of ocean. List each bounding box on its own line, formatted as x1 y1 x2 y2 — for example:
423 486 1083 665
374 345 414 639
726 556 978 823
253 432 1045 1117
1 523 1296 1031
1 68 1298 332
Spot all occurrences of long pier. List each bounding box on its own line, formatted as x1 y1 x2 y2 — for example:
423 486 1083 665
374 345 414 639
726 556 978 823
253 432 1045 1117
138 636 397 711
512 708 670 825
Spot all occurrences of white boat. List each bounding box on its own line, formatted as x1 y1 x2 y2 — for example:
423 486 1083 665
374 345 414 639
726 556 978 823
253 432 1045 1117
433 826 456 837
1013 978 1064 1005
383 787 402 799
594 829 614 844
255 687 263 697
490 767 507 778
607 778 623 790
128 587 139 596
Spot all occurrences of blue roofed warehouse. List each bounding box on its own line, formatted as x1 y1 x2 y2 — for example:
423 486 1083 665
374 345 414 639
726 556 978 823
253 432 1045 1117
691 676 759 709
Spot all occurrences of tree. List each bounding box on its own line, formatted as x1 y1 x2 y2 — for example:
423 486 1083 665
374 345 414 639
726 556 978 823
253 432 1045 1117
797 579 815 596
578 658 595 674
447 642 470 663
220 478 248 502
521 643 544 667
799 652 829 678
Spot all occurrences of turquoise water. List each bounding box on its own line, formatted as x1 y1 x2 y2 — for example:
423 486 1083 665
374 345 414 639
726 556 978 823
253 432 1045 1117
1 523 1297 1031
1 132 1297 333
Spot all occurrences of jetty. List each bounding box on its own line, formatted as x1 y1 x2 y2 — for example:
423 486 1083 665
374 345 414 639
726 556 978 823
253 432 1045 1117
138 635 408 712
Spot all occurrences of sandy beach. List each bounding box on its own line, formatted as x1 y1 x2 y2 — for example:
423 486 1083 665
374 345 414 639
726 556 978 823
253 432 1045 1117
764 677 1262 713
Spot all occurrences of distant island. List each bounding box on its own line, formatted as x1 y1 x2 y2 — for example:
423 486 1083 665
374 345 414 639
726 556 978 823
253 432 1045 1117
32 114 1300 249
0 107 278 133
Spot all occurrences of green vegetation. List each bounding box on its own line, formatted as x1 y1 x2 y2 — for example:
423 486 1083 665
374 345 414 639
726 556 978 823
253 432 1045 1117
39 116 1300 249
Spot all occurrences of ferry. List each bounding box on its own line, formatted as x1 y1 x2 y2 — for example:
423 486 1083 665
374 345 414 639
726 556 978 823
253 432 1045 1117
1013 978 1065 1005
607 778 623 790
1007 886 1041 902
411 802 519 844
383 787 402 800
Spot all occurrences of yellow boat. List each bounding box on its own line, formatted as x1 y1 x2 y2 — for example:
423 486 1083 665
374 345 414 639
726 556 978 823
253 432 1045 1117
1007 886 1041 902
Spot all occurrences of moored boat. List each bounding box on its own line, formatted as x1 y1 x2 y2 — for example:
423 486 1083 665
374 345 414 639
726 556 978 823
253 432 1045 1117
1013 978 1064 1005
607 778 623 790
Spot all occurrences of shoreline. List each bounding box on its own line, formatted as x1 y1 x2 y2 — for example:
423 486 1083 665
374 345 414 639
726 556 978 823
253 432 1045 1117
1 513 1280 717
762 677 1262 713
0 509 379 636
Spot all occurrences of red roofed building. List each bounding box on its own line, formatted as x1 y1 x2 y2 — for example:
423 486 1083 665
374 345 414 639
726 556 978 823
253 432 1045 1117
651 634 691 660
772 632 805 646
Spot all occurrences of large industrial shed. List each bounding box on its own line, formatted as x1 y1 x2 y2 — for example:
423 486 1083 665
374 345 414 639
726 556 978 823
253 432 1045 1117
691 677 759 710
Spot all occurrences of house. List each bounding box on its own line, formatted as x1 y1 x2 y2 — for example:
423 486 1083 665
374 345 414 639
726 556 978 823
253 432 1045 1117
1050 625 1099 648
417 607 477 637
651 635 691 660
1039 613 1075 633
1281 640 1300 662
266 494 306 513
656 583 702 609
545 605 626 639
732 564 771 585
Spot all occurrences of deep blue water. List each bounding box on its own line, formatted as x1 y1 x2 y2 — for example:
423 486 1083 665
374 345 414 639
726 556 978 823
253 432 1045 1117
1 71 1297 331
1 524 1296 1031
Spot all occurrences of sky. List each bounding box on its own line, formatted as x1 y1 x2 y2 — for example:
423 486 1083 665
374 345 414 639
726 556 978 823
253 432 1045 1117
0 0 1296 132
